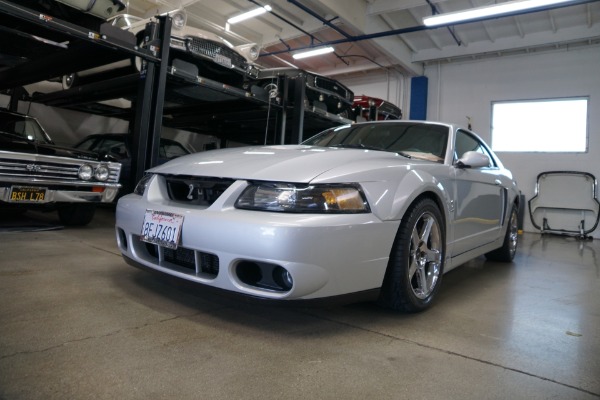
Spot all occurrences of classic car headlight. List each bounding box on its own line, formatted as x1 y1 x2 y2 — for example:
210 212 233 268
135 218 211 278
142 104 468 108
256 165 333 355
248 45 260 61
235 182 369 213
133 174 154 196
78 164 93 180
171 11 187 30
94 165 109 182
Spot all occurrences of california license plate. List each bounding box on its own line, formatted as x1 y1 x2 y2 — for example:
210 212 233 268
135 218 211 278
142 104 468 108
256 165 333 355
140 210 184 249
214 54 232 68
9 186 47 202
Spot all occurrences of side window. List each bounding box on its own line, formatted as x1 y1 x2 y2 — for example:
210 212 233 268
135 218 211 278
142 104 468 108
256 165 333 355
455 130 496 168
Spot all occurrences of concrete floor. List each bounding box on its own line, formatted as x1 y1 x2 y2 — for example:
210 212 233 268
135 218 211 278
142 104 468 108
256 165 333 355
0 207 599 400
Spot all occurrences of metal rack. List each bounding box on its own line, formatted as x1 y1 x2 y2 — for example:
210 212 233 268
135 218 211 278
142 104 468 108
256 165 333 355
0 0 349 191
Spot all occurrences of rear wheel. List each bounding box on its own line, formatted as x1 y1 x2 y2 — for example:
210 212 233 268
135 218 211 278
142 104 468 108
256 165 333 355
485 204 519 262
378 198 445 313
58 204 96 226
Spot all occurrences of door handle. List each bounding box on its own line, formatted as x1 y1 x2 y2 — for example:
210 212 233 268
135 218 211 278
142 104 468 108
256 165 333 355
494 179 502 185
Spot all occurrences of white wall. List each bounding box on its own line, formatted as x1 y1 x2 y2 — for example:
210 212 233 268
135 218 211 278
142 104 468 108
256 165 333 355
426 45 600 237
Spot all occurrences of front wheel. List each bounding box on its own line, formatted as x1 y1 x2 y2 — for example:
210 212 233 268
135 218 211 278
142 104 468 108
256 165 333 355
378 198 445 313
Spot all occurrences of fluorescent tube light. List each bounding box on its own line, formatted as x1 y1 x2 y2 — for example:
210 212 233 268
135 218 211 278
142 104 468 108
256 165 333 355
292 46 335 60
227 5 272 24
423 0 575 27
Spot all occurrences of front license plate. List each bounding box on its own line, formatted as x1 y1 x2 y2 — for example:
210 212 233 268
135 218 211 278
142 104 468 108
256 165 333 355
9 186 47 202
140 210 184 249
214 54 232 68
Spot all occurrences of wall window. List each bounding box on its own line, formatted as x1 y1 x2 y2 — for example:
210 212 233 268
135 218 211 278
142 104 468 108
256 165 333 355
491 97 588 152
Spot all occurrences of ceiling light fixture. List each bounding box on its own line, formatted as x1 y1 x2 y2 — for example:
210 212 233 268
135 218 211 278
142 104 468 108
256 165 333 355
292 46 335 60
227 5 272 24
423 0 576 27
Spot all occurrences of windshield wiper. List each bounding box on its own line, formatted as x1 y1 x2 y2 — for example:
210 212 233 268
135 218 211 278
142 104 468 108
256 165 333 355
332 143 383 151
396 151 412 159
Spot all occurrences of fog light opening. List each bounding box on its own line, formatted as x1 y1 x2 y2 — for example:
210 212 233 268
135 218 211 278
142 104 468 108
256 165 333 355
272 266 293 291
236 261 263 287
235 261 292 292
117 228 128 251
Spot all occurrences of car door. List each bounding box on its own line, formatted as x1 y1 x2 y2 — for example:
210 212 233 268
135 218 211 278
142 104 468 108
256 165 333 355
451 129 506 255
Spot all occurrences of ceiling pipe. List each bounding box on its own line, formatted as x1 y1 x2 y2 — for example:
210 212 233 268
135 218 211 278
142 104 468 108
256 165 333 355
261 0 595 57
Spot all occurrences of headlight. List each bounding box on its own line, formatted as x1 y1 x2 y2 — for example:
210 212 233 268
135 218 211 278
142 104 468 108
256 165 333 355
78 164 93 180
170 11 187 30
133 174 154 196
248 45 260 61
235 182 369 213
94 165 109 181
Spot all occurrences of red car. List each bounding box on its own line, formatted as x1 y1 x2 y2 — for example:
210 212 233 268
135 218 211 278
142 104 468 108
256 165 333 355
353 95 402 121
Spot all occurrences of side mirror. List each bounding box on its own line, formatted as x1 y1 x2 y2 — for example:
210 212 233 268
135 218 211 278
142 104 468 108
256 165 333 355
456 151 490 169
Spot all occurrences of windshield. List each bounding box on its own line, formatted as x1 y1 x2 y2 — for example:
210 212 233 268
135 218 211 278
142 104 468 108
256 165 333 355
303 122 449 163
160 141 189 159
0 113 52 144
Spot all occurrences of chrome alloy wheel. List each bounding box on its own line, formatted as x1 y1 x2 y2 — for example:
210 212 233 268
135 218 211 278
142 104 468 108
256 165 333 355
408 211 443 299
507 207 518 258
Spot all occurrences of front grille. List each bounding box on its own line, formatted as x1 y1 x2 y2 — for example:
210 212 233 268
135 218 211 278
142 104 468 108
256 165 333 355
187 38 248 71
0 155 120 184
314 76 353 101
165 175 235 206
0 158 80 180
199 252 219 275
142 238 219 278
164 247 195 270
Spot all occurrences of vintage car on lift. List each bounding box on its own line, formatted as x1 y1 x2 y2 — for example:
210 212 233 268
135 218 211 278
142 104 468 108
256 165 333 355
115 120 520 312
246 67 355 120
353 95 403 121
61 10 261 90
0 108 121 225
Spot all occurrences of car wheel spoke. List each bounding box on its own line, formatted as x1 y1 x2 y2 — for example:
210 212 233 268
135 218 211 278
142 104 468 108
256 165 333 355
409 211 442 299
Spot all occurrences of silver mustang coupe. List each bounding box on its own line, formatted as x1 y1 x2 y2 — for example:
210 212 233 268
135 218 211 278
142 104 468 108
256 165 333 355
115 121 520 312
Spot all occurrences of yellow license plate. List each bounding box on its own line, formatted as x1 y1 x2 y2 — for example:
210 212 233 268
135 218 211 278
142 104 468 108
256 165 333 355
9 186 47 202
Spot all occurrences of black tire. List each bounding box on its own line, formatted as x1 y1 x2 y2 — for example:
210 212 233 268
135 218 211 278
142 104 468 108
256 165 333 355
485 204 519 262
58 204 96 226
378 197 445 313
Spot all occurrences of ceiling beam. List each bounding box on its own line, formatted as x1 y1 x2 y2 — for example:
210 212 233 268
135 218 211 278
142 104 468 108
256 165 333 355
367 0 447 16
303 0 369 32
413 24 600 62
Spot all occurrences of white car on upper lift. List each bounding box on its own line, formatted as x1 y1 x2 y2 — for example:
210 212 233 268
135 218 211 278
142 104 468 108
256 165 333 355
62 9 261 89
115 120 520 313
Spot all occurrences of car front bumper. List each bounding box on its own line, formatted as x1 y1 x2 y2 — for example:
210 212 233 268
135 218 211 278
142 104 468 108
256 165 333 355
115 193 399 301
0 181 121 204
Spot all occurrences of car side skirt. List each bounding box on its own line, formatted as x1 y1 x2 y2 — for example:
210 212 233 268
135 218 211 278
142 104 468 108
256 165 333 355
445 236 506 272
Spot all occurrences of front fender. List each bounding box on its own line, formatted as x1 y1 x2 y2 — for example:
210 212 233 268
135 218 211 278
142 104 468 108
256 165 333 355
361 168 453 224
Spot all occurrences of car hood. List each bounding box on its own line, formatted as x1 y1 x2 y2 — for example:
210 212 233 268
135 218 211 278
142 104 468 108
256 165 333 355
0 134 100 161
150 145 421 183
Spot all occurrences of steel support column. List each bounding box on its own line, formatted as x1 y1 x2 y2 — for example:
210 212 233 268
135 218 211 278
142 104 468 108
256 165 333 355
130 16 172 187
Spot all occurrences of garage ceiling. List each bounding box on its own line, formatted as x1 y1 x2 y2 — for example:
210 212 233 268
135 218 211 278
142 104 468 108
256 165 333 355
122 0 600 77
